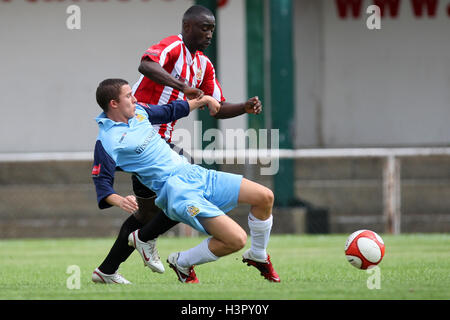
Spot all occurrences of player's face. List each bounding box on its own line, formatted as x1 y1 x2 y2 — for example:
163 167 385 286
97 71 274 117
116 85 137 119
191 14 215 51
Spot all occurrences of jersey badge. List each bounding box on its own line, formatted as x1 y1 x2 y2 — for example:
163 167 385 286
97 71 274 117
196 68 203 81
136 114 145 122
187 205 200 217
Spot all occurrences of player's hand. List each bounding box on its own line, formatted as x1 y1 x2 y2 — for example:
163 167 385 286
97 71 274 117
120 195 139 214
207 97 221 116
183 86 204 100
244 96 262 115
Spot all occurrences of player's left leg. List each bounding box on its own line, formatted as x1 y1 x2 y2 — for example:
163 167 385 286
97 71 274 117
237 178 274 260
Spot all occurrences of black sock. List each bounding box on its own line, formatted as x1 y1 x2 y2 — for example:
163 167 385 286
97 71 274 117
138 210 179 242
98 214 144 275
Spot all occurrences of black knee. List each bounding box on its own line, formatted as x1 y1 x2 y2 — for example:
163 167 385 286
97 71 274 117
131 175 155 198
119 215 143 240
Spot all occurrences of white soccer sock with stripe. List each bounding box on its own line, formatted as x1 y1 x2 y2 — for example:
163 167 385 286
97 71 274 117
248 212 273 261
177 238 219 268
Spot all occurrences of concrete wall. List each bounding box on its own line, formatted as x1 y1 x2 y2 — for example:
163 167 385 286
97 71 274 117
294 0 450 147
1 0 449 154
0 0 246 154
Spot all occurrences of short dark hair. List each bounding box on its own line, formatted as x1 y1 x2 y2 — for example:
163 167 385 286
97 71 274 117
182 5 214 23
96 78 129 112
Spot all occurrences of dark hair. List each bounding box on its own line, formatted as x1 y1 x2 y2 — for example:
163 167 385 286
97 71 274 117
96 78 129 112
182 5 214 23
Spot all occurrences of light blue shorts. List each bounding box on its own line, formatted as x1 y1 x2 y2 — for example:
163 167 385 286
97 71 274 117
155 165 243 234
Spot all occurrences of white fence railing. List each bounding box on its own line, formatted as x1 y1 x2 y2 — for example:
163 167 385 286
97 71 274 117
1 147 450 234
196 147 450 234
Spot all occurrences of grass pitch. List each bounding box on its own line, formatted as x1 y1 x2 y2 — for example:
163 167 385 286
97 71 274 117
0 234 449 300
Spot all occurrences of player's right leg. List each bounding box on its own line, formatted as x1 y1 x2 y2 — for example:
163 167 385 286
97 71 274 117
237 178 280 282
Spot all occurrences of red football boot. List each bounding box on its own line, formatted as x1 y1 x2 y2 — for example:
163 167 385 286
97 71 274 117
167 252 199 283
242 249 281 282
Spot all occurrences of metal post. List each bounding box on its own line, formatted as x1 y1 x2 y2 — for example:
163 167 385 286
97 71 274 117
246 0 266 180
246 0 266 133
383 155 401 234
270 0 295 206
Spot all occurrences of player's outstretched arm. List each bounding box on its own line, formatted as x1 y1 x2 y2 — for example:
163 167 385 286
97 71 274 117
140 100 190 125
188 95 221 116
213 96 262 119
139 97 219 125
139 59 204 100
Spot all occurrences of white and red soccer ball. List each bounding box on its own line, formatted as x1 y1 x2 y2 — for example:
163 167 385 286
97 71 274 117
345 230 385 270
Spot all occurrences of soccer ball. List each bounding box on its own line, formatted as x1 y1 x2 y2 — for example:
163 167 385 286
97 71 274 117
345 229 385 269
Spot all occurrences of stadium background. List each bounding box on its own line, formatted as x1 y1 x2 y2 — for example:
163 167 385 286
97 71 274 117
0 0 449 238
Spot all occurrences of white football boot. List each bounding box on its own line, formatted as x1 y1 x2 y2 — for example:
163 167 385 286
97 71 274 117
128 230 165 273
92 268 131 284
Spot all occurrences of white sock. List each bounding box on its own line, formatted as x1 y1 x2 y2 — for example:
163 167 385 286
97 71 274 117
177 238 219 268
248 213 273 261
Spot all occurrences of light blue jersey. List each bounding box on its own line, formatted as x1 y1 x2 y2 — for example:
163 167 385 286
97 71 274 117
96 104 190 194
92 101 243 234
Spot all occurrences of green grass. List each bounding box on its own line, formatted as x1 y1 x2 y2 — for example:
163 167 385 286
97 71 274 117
0 234 449 300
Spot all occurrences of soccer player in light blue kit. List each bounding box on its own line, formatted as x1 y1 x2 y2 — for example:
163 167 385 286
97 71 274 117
93 79 280 283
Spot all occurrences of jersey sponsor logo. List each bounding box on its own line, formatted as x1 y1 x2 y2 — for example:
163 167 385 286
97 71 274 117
135 131 156 154
187 205 200 217
91 164 101 177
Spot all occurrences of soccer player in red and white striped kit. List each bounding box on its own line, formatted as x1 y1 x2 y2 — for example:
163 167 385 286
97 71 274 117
92 5 279 284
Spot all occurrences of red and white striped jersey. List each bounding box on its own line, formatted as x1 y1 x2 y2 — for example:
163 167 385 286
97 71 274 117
132 34 225 142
